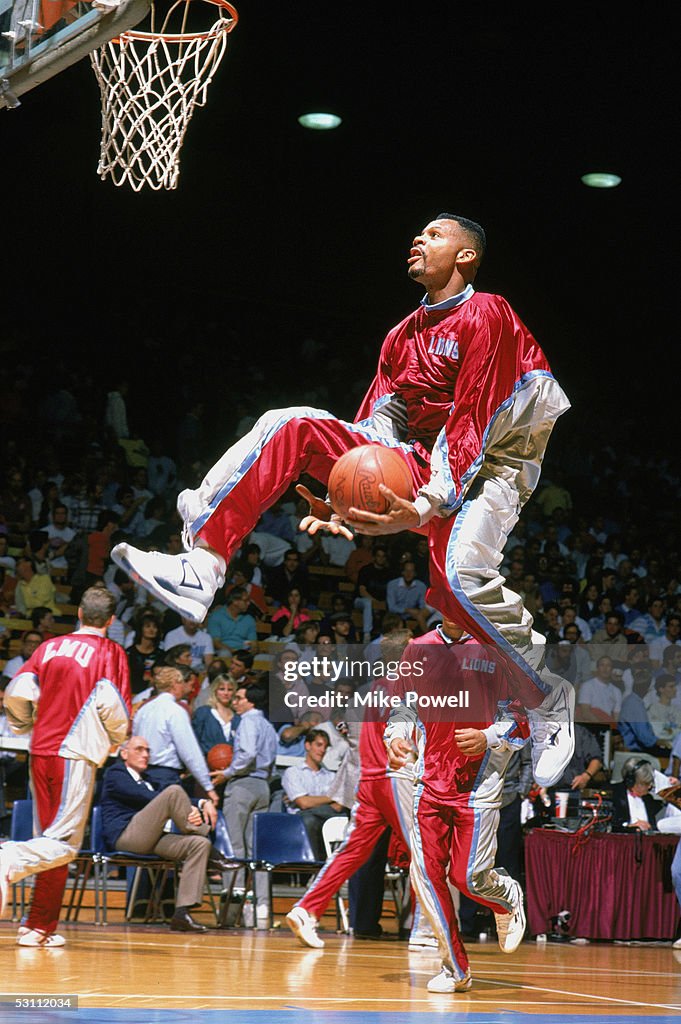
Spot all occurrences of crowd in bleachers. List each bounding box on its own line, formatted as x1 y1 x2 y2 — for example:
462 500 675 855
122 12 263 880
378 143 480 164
3 374 681 934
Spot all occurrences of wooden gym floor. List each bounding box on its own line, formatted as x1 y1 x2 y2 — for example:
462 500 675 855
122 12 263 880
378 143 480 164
2 922 681 1023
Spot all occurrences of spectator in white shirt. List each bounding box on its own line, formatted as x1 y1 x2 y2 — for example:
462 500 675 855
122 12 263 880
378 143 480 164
577 656 623 725
282 729 348 858
164 618 215 672
649 614 681 668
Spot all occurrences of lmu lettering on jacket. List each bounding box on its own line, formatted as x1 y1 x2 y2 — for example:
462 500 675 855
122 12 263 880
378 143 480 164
42 637 95 668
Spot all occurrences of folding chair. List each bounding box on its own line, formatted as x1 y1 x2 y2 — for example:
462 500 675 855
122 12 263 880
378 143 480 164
211 810 253 928
90 805 177 925
321 814 350 933
251 812 324 929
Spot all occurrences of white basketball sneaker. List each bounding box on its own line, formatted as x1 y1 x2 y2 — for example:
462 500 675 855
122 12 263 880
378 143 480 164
286 906 324 949
426 966 472 993
494 879 526 954
111 544 224 624
528 678 576 787
17 928 66 947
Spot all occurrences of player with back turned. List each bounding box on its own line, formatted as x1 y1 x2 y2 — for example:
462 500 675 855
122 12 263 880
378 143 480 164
111 212 574 787
0 586 131 946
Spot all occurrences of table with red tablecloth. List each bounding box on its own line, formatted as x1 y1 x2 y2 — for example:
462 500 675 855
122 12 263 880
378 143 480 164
524 828 680 940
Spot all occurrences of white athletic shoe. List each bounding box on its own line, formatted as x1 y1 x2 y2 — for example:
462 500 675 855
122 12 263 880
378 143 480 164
408 933 439 950
426 966 472 993
286 906 325 949
494 879 526 954
673 937 681 950
110 543 224 624
17 928 66 947
528 678 576 787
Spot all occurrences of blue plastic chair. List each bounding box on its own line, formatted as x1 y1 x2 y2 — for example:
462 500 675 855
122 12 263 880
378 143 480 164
209 809 252 928
90 805 176 925
251 812 324 928
8 799 33 920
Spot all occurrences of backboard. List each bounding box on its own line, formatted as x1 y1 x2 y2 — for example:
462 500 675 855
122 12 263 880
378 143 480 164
0 0 149 108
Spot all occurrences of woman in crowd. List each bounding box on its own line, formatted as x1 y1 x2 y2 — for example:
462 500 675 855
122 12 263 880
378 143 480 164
192 673 239 754
126 611 165 695
270 586 311 640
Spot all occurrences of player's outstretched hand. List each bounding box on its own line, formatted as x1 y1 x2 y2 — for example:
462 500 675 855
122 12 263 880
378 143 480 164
348 483 420 535
296 483 354 541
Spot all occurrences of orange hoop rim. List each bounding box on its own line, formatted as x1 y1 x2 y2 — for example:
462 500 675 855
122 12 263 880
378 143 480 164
115 0 238 43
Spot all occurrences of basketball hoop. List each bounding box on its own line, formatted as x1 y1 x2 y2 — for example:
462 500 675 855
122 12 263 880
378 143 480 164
90 0 238 191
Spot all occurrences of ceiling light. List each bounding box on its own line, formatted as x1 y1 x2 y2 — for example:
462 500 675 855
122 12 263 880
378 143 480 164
581 172 622 189
298 112 342 131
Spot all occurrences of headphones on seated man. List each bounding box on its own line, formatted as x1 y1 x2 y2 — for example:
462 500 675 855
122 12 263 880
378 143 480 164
622 759 651 790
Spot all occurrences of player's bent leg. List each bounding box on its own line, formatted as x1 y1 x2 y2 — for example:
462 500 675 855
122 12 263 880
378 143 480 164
18 757 96 936
288 789 388 946
427 480 575 784
449 803 526 955
114 406 422 620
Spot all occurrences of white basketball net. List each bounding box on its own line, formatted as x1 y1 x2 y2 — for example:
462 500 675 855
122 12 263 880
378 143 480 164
90 0 237 191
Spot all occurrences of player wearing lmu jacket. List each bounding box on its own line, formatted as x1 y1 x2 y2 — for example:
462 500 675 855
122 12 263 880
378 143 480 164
384 621 529 994
0 586 131 946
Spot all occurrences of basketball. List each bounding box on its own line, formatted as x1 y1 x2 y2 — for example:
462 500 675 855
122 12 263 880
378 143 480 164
206 743 233 771
327 445 414 520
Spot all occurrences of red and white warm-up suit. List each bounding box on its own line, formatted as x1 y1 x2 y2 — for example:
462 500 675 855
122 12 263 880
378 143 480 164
294 691 414 923
178 287 569 708
4 629 131 934
385 628 529 982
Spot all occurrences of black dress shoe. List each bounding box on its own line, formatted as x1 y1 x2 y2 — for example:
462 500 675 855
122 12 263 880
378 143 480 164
169 911 208 933
208 854 240 873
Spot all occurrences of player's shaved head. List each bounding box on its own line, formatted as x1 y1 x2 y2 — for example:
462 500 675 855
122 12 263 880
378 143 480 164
435 213 486 266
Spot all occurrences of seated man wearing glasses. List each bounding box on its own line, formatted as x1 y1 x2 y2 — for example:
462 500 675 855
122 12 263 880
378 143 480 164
100 735 233 932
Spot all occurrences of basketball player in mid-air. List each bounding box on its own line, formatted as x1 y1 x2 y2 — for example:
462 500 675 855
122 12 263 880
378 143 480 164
112 212 574 786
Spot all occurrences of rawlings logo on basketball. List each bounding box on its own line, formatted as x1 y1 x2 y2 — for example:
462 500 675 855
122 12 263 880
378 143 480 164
327 445 413 521
358 470 383 512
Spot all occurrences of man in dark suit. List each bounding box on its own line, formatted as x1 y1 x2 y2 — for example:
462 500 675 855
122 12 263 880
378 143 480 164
610 757 660 832
100 735 231 932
